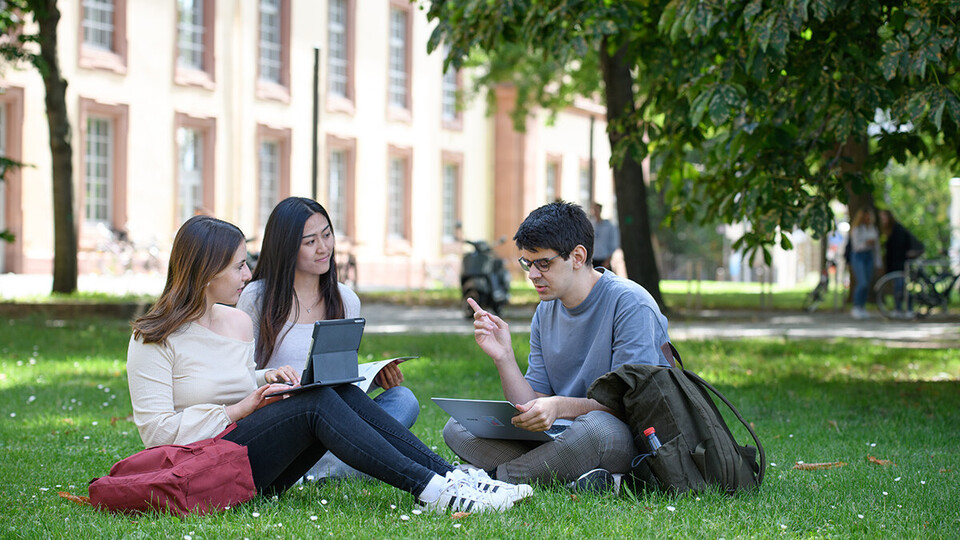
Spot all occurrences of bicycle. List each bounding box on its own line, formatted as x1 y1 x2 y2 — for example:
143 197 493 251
874 258 960 320
802 258 839 312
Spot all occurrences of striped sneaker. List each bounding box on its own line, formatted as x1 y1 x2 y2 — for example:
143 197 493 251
419 471 514 513
452 467 534 502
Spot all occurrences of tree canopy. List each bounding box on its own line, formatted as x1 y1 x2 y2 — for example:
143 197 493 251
425 0 960 268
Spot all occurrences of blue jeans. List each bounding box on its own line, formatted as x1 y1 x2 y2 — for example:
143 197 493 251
307 385 420 480
222 383 449 497
851 250 874 309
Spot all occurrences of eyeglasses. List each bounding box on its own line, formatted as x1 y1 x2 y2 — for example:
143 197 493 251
518 253 565 273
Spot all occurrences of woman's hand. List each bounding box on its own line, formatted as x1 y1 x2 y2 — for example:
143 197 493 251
225 384 292 421
266 366 300 385
374 361 404 390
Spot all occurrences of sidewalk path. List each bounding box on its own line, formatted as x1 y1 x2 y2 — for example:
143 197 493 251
363 303 960 347
2 274 957 347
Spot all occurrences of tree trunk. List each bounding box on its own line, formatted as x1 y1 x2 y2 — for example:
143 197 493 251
33 0 77 293
599 38 665 310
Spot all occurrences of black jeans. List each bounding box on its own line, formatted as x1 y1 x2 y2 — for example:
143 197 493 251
222 383 452 496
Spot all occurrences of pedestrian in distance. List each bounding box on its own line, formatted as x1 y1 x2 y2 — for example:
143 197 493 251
236 196 419 482
126 215 532 513
848 208 882 320
589 202 619 270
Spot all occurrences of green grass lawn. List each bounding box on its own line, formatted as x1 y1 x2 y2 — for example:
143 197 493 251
1 316 957 538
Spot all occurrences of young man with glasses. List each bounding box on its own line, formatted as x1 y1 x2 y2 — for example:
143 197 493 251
443 201 671 492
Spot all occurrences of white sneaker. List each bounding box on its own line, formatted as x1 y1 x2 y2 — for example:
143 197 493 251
451 467 534 502
419 471 514 514
851 307 869 320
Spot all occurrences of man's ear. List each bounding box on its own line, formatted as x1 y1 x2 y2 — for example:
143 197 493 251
570 245 588 269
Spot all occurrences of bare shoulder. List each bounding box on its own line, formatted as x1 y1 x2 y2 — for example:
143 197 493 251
211 304 255 341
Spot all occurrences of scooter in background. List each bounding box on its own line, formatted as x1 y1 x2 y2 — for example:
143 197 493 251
460 238 511 318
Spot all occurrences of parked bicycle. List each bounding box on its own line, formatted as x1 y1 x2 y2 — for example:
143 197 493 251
874 258 960 319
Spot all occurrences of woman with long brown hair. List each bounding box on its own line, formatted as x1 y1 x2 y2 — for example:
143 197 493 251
126 215 530 512
237 197 419 481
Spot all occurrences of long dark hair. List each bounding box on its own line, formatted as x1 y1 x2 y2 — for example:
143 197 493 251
132 216 246 344
251 197 345 368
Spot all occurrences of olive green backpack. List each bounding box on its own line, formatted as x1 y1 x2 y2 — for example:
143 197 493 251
587 344 765 494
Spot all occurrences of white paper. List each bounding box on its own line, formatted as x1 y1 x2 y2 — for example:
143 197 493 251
355 356 418 393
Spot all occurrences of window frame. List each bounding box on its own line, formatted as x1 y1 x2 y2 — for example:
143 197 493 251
77 0 127 74
545 153 562 204
256 0 291 102
255 124 291 234
325 134 357 240
325 0 356 114
440 43 462 131
173 112 216 224
174 0 216 90
385 145 412 252
0 85 24 272
386 0 412 122
440 150 463 253
77 97 128 242
579 157 593 208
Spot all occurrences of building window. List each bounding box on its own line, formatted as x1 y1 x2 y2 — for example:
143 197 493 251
78 98 128 240
79 0 127 73
0 87 24 273
387 158 405 239
326 135 356 238
387 3 411 113
177 0 204 69
177 128 203 225
256 125 291 233
257 0 290 100
176 0 215 88
259 0 281 83
441 43 462 129
579 159 592 207
545 157 561 204
82 0 114 50
386 146 412 245
174 113 216 225
441 153 462 246
258 141 279 230
84 117 112 224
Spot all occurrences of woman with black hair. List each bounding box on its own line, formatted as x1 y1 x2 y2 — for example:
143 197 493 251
237 197 419 481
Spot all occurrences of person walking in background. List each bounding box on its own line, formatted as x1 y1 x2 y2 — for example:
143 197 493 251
879 209 924 317
589 203 619 270
237 197 419 482
848 208 882 319
127 215 531 513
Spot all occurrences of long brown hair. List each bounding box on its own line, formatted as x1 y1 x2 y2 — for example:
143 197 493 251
250 197 345 368
132 216 246 344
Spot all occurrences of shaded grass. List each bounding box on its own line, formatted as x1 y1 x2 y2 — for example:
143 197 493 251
1 316 958 537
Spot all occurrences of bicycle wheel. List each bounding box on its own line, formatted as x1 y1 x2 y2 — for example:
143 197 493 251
874 272 905 320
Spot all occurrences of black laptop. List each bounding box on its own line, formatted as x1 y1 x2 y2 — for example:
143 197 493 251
266 318 366 397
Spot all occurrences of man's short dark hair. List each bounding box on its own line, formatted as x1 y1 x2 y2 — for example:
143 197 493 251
513 201 594 263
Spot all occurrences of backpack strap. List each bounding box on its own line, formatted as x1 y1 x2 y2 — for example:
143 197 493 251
661 342 681 369
683 369 766 485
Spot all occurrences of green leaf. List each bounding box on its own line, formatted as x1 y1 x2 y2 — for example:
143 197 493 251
743 0 763 27
945 93 960 126
690 89 713 125
810 0 831 22
708 93 731 125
